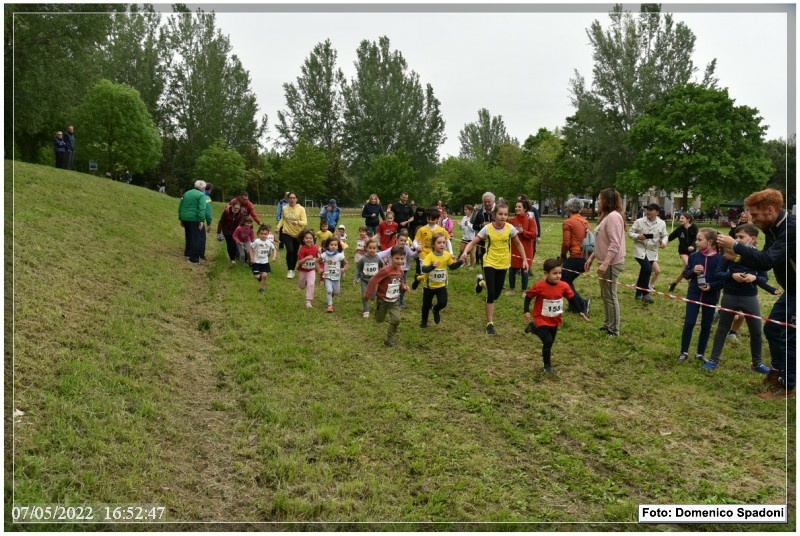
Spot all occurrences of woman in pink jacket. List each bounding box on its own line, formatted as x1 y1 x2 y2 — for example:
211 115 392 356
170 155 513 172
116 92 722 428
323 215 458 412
585 188 626 336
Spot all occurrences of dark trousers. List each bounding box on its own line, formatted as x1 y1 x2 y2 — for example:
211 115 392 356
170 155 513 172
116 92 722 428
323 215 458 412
764 292 795 390
182 220 203 263
534 326 558 367
224 234 238 261
483 267 507 304
634 257 653 296
681 301 716 356
421 287 448 324
561 257 586 311
199 228 207 259
281 233 300 269
55 151 66 169
65 150 74 170
508 268 529 291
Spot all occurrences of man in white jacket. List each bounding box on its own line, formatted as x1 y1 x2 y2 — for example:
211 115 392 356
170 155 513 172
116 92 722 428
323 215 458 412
629 203 668 303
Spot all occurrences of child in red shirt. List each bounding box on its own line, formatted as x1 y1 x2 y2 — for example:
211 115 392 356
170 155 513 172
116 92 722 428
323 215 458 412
296 229 320 308
523 258 589 374
376 211 399 250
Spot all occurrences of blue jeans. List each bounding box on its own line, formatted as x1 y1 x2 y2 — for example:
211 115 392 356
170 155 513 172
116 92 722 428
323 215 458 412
508 268 529 291
764 292 795 390
681 301 716 356
634 257 653 297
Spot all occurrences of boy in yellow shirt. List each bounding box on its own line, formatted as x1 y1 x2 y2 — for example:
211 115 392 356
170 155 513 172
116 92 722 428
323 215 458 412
412 207 452 290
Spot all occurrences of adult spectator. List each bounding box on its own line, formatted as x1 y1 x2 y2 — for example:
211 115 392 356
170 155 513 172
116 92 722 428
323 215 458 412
666 213 698 292
585 188 626 336
276 191 290 250
199 183 213 260
517 194 542 246
629 203 668 303
276 191 307 278
717 188 795 399
471 192 496 267
227 191 262 225
561 197 592 313
179 180 207 264
319 198 341 229
158 179 167 194
53 131 67 169
123 168 132 184
394 191 415 231
361 193 385 235
216 200 244 264
64 125 75 170
507 199 537 294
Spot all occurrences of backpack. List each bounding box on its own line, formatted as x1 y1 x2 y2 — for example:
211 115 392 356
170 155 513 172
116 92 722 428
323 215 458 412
581 223 596 257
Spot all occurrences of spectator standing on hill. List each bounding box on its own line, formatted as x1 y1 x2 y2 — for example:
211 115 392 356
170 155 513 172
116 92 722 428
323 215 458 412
199 183 213 260
320 198 340 229
717 188 796 399
276 191 307 278
217 200 244 264
53 131 67 169
64 125 75 170
394 192 415 232
362 193 385 235
585 188 626 337
178 180 207 264
560 197 592 313
227 191 262 226
158 179 167 194
629 203 668 303
123 168 132 184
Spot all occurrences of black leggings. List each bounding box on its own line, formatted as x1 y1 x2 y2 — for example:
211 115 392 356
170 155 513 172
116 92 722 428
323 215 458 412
224 234 238 261
534 325 558 367
421 287 448 323
483 267 507 304
281 233 300 269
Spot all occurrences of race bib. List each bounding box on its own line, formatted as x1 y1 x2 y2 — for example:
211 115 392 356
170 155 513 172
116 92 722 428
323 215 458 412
357 239 366 251
302 259 316 270
363 262 379 276
325 265 341 279
386 281 400 300
542 298 564 318
429 268 447 283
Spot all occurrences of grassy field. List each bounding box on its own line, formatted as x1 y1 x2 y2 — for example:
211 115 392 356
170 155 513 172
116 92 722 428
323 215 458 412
6 160 795 529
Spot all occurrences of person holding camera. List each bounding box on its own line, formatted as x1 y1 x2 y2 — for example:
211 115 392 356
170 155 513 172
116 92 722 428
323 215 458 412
629 203 668 303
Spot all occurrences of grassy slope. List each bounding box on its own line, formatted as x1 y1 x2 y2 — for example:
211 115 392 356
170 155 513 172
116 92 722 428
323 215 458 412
6 161 795 528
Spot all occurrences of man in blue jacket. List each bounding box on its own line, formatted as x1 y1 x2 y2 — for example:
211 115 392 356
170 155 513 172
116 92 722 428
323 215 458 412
718 188 795 399
319 198 340 229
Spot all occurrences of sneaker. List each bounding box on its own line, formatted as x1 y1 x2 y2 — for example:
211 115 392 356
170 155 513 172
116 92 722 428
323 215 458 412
305 301 312 309
677 352 689 362
524 322 535 334
362 311 370 319
598 326 611 334
485 322 495 335
231 260 237 265
584 298 592 317
475 274 485 294
544 366 554 375
505 289 516 296
634 294 643 301
326 305 334 313
384 339 397 348
606 331 619 337
757 388 795 400
433 308 441 325
751 363 770 375
695 353 708 363
259 287 266 294
726 332 738 342
764 369 782 390
420 321 428 328
188 259 200 264
668 282 677 292
641 294 655 304
701 360 719 371
287 270 295 279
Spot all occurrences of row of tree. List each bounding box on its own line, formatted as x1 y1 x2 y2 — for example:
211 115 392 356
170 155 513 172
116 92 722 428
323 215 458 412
6 4 793 209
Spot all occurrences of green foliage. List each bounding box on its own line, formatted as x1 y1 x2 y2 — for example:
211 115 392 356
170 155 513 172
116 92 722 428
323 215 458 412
434 156 492 211
194 139 246 201
458 108 514 162
276 39 344 153
75 79 162 175
520 128 567 208
628 83 773 203
763 136 796 207
325 141 356 205
341 36 445 183
360 149 417 205
278 137 329 200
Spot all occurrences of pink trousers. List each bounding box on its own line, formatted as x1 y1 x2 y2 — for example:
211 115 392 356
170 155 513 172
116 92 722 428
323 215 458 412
297 270 316 302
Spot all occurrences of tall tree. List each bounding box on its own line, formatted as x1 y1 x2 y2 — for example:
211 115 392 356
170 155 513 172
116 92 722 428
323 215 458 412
627 83 773 204
278 137 329 200
360 149 417 205
75 79 162 175
562 3 717 194
5 4 121 160
458 108 514 162
435 156 492 212
763 136 796 207
276 39 344 153
520 128 567 210
194 139 246 201
161 6 267 181
341 36 445 183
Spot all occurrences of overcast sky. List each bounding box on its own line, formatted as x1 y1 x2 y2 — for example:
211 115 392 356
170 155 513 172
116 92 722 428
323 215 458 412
211 4 791 158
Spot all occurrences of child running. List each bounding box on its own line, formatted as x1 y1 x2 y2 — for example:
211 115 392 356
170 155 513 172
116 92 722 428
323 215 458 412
316 220 333 248
419 233 463 327
318 235 348 313
250 224 277 293
677 228 724 365
376 211 399 250
461 199 529 335
523 258 589 374
459 204 476 269
233 216 255 264
354 238 383 318
704 223 782 371
364 245 410 347
296 229 320 308
412 207 453 290
378 228 418 308
354 226 370 264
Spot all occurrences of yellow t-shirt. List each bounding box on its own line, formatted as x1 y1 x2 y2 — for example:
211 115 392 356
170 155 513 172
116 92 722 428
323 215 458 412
414 225 451 258
477 223 517 269
315 230 333 247
422 251 457 289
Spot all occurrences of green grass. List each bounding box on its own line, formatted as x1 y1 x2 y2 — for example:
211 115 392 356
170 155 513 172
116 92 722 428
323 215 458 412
6 160 795 529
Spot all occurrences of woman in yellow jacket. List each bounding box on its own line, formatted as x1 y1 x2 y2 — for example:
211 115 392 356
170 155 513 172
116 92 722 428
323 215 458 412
276 192 307 278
